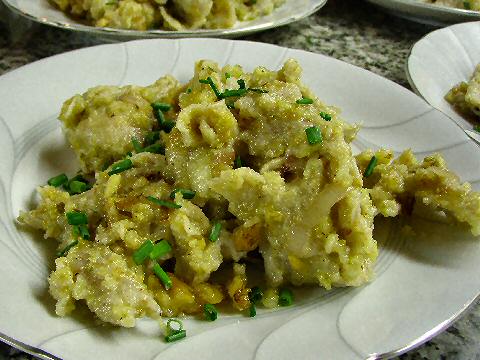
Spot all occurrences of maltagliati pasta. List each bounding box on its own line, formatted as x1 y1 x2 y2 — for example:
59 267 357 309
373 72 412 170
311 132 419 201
445 64 480 119
51 0 285 31
18 59 480 339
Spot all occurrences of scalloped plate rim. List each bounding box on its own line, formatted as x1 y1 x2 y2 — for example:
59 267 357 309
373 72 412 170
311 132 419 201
0 0 327 39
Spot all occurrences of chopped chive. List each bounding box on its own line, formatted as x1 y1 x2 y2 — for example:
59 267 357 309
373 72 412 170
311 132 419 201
76 224 90 240
165 330 186 343
68 180 88 195
167 318 183 332
133 239 154 265
56 240 79 258
144 131 160 146
320 112 332 121
221 88 248 98
151 102 171 112
364 156 378 178
249 304 256 317
108 159 133 175
186 88 192 94
47 173 68 187
143 143 165 155
105 1 117 5
162 120 176 133
305 126 322 145
150 240 172 260
126 151 133 157
153 263 172 290
132 138 143 153
203 304 218 321
464 0 471 9
169 188 196 200
225 73 231 79
66 211 88 225
199 77 222 99
153 107 166 125
237 79 246 90
474 125 480 133
147 196 182 209
248 286 263 304
278 288 294 307
248 88 269 94
209 222 222 242
234 155 243 169
296 97 314 105
165 319 186 342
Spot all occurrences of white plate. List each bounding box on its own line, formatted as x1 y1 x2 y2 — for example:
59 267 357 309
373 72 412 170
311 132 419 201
365 0 480 26
0 0 326 40
407 21 480 135
1 38 480 360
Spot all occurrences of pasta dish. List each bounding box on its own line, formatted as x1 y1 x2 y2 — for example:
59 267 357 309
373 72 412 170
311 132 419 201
18 59 480 341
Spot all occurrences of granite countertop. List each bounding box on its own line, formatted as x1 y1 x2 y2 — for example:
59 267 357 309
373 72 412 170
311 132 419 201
0 0 479 358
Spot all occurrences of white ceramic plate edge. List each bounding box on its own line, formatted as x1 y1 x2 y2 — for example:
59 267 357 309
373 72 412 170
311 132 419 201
0 0 327 40
1 38 480 360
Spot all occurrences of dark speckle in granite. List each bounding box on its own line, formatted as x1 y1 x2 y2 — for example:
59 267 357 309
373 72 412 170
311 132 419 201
0 0 479 359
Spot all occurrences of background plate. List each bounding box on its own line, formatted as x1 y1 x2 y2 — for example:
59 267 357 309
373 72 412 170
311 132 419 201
1 39 480 360
365 0 480 26
407 21 480 132
0 0 327 40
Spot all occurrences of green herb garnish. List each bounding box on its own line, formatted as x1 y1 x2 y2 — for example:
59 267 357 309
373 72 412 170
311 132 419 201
203 304 218 321
147 196 182 209
149 240 172 260
278 288 294 307
56 240 79 258
69 181 88 195
209 222 222 242
364 156 378 178
108 159 133 175
320 112 332 121
234 155 243 169
143 143 165 154
75 224 90 240
66 211 88 225
153 263 172 290
151 102 171 112
170 188 196 200
249 304 256 317
133 240 154 265
296 97 314 105
47 173 68 187
249 286 263 304
132 138 143 153
144 131 160 146
199 77 222 99
164 319 186 343
305 126 322 145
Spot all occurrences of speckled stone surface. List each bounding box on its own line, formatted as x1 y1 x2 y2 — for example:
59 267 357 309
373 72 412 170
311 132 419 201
0 0 479 359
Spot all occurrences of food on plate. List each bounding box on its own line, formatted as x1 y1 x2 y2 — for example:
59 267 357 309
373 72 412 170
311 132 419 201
423 0 480 10
18 59 480 335
50 0 285 31
445 64 480 119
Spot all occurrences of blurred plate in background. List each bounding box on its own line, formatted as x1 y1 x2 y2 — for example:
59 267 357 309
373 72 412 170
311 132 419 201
366 0 480 26
0 0 326 40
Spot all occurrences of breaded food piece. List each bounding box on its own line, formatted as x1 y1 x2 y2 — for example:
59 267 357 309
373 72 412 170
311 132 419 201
357 149 480 236
445 64 480 118
49 242 161 327
59 76 181 173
